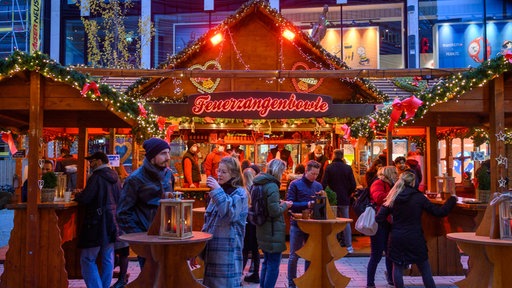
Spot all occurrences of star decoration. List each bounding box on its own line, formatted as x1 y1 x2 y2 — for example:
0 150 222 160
498 177 507 188
495 130 506 142
496 155 508 168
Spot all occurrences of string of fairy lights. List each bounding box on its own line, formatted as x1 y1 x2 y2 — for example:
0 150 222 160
0 50 160 143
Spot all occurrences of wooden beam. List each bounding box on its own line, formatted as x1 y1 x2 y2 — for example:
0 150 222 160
76 67 469 79
26 71 43 287
489 76 505 195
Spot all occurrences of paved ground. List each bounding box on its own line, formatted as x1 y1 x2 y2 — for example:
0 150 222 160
0 209 466 287
61 256 465 288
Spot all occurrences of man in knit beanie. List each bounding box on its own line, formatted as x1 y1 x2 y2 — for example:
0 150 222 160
182 140 201 188
117 137 175 268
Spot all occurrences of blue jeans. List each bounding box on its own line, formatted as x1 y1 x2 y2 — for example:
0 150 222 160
260 252 282 288
367 221 393 286
393 259 436 288
339 205 352 247
287 224 310 287
80 243 114 288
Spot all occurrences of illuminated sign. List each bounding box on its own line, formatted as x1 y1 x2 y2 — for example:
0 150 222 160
190 92 330 118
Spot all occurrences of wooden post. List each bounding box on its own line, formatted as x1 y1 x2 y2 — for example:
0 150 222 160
489 76 505 194
426 126 438 192
26 71 43 287
386 128 393 166
77 127 88 189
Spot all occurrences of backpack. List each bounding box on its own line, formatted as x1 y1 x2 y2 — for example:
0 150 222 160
247 184 268 226
352 187 371 216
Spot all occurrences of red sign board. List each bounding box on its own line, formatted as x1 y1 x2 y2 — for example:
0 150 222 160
189 92 331 118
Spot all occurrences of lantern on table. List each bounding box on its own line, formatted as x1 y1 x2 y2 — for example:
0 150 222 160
159 193 194 239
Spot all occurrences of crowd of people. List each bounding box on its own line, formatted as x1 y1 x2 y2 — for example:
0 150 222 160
62 139 456 288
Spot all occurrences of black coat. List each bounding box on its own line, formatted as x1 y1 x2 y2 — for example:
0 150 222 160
321 158 356 206
375 186 456 265
75 165 121 248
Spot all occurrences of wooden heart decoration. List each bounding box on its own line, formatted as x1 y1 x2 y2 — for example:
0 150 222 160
291 62 324 93
115 141 132 164
189 60 222 93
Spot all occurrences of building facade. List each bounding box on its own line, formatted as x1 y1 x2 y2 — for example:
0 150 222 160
0 0 510 69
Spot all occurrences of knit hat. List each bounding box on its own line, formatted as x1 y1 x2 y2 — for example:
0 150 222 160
143 138 170 160
187 140 197 150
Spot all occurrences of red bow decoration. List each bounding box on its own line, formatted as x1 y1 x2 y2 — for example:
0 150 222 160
243 119 252 126
411 76 422 86
388 96 423 131
1 132 17 155
349 138 357 147
369 117 377 130
204 117 215 124
165 125 179 142
157 116 167 130
505 50 512 63
81 82 100 97
138 103 147 118
341 124 351 139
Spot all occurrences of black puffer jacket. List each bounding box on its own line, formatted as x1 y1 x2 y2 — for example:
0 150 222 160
75 165 121 248
376 185 456 265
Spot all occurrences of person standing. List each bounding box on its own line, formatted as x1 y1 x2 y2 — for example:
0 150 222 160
201 156 248 287
242 167 260 284
376 171 457 288
254 159 292 288
306 145 329 182
55 147 79 190
367 166 398 287
182 140 201 188
322 149 356 253
286 160 323 288
117 137 174 267
203 141 229 178
267 143 293 169
21 159 54 202
394 156 409 175
406 151 423 190
74 151 120 288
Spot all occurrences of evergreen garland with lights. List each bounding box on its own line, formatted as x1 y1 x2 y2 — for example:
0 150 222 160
0 51 161 142
351 51 512 140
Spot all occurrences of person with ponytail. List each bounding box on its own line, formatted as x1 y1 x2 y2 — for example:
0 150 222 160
376 171 457 288
366 166 398 287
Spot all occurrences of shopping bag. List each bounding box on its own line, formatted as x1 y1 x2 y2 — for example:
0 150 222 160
355 206 378 236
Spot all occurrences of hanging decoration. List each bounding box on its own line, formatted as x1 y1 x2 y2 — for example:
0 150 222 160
291 62 324 93
498 177 507 188
189 60 222 93
388 95 423 131
81 81 100 97
138 103 147 118
496 155 508 168
0 131 17 155
157 117 167 130
495 130 507 142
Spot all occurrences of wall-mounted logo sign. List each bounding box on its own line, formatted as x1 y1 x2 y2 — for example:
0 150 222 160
189 60 222 93
189 91 330 118
291 62 324 93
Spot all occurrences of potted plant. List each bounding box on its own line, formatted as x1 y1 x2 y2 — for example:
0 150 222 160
41 171 57 202
475 160 491 202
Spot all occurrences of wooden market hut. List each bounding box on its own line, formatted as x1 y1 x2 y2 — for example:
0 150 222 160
0 51 153 287
130 0 385 126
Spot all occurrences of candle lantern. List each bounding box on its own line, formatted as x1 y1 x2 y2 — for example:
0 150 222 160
159 194 194 239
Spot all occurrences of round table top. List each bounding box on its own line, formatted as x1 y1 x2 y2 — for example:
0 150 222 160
119 231 212 245
295 217 353 224
447 232 512 246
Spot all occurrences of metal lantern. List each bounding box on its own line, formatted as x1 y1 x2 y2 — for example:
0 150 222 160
159 196 194 239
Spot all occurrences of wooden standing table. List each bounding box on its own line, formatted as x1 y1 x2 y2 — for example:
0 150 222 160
447 232 512 288
119 231 212 288
294 218 353 288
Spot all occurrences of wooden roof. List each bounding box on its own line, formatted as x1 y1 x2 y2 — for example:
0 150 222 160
128 0 385 104
0 71 135 131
